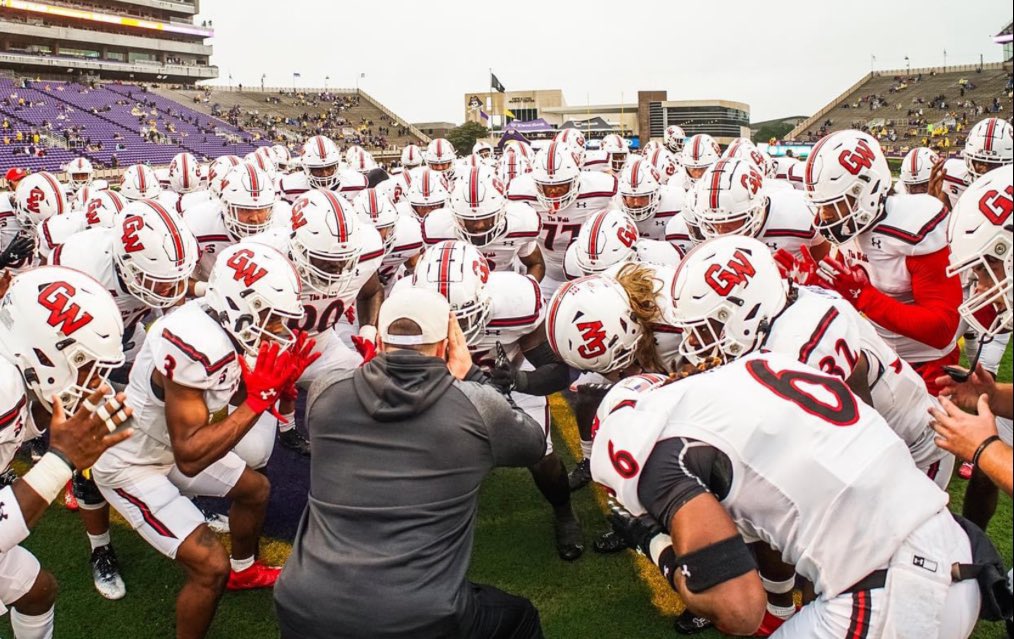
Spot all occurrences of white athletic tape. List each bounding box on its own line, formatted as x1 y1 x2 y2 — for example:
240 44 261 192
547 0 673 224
96 405 112 423
81 398 99 413
21 453 74 504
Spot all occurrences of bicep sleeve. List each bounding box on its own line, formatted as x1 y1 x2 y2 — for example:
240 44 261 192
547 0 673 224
456 381 546 467
637 437 733 532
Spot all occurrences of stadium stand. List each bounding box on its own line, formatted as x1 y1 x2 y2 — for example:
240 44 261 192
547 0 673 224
787 62 1013 155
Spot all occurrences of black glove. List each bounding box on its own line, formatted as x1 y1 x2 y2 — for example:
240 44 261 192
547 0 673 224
607 502 663 557
488 342 517 394
0 233 34 269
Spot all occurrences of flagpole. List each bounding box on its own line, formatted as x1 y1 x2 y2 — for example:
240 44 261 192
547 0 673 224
489 68 495 132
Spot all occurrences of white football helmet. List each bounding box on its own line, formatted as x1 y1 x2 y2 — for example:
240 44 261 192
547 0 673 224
449 166 508 248
963 118 1013 180
346 146 377 174
643 146 679 185
472 140 494 162
641 140 663 157
245 149 278 182
618 159 662 221
532 141 581 213
168 152 201 194
220 163 277 238
271 144 292 170
205 243 302 356
601 134 629 173
664 125 686 154
113 199 198 308
119 164 161 201
723 138 755 160
695 158 769 240
497 145 533 185
946 166 1013 338
288 189 364 296
406 167 450 219
594 373 669 429
208 155 242 197
400 144 423 170
681 134 722 181
546 275 644 373
899 147 940 192
424 138 457 180
302 135 344 190
670 236 788 365
79 190 126 229
730 143 775 180
0 266 124 412
555 128 587 150
353 188 399 253
14 171 67 231
412 240 492 346
504 139 534 163
573 208 639 274
804 130 891 244
65 157 94 190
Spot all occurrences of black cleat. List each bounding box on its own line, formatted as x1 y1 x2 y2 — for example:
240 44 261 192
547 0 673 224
568 458 592 492
279 428 311 457
554 511 584 561
90 545 126 600
0 468 17 488
673 609 712 634
592 530 628 554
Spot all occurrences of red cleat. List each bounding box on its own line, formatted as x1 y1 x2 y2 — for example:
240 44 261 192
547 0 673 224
958 461 973 480
226 561 281 590
64 481 79 511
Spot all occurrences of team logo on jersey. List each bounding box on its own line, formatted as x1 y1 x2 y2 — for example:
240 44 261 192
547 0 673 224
38 282 94 335
226 248 268 286
472 258 490 284
704 249 756 295
121 215 146 253
838 139 876 175
576 320 607 359
978 184 1013 225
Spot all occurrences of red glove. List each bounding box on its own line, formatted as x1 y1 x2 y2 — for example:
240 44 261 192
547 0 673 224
239 341 299 416
773 245 820 286
280 331 320 402
351 334 377 365
815 254 872 306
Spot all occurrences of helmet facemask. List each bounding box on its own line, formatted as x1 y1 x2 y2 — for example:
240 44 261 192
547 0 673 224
305 163 341 190
812 187 883 245
453 208 507 248
699 199 769 240
535 177 579 213
620 191 660 222
115 255 189 308
949 249 1013 339
225 203 274 239
452 294 492 346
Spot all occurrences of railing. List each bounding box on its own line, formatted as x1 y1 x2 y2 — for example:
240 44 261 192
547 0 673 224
0 52 218 79
197 85 357 94
356 88 430 144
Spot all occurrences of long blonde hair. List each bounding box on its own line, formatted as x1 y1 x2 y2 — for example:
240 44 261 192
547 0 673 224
615 263 666 373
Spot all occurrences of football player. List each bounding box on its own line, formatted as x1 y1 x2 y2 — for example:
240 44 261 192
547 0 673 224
279 135 368 204
562 208 680 280
423 138 457 184
680 133 721 188
119 164 163 202
353 188 423 293
37 191 126 261
600 134 630 174
899 147 940 195
616 157 686 244
5 172 68 274
160 151 213 214
64 157 107 196
933 117 1012 211
663 124 686 156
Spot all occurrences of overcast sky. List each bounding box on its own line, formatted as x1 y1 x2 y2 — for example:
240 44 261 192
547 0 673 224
194 1 1011 125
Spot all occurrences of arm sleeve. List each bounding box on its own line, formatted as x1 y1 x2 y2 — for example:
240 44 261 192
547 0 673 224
855 247 961 350
637 437 733 532
456 381 546 468
518 341 571 395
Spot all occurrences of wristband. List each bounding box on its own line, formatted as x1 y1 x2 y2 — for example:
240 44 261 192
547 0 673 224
193 281 208 297
358 325 377 342
761 575 796 594
0 485 31 551
972 435 1001 469
22 452 74 504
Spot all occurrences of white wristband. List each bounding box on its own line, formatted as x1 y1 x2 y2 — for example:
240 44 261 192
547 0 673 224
358 325 377 342
0 485 31 552
193 281 208 297
21 453 74 504
761 574 796 594
648 532 673 564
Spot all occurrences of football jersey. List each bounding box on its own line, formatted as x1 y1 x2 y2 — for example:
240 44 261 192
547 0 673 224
0 356 39 472
838 193 957 362
469 271 546 370
940 158 968 211
630 182 686 242
507 171 618 282
375 171 413 205
183 199 291 280
421 202 541 274
278 171 368 204
663 213 694 257
582 149 611 173
591 351 947 598
377 215 424 291
783 159 807 191
156 189 214 216
755 187 821 256
762 286 945 469
95 300 241 472
562 239 680 280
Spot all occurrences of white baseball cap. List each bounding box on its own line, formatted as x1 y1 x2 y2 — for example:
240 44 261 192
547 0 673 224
378 287 451 346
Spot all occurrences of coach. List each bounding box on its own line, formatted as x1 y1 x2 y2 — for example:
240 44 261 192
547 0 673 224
274 287 548 639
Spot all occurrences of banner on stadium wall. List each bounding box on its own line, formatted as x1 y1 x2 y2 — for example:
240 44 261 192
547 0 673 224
504 119 555 133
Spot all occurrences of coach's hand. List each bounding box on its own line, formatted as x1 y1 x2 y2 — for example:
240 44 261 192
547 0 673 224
49 385 133 471
446 313 473 381
929 394 998 462
935 362 997 412
927 158 949 210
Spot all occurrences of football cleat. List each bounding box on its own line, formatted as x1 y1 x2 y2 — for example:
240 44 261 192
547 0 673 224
592 530 627 554
197 503 230 534
568 458 593 492
278 428 311 457
91 545 127 600
554 510 584 561
226 561 282 590
64 480 79 511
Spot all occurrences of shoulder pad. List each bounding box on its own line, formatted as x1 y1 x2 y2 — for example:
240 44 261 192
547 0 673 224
392 215 424 252
578 171 619 199
488 272 544 329
506 175 538 202
504 202 542 238
764 189 818 241
872 194 950 255
421 208 456 245
151 303 237 390
635 239 681 267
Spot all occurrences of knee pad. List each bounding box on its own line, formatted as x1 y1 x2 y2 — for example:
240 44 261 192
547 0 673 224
73 471 106 508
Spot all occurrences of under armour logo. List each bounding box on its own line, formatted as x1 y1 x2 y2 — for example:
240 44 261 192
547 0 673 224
680 564 691 579
912 555 938 573
871 237 883 250
259 389 277 401
0 501 7 522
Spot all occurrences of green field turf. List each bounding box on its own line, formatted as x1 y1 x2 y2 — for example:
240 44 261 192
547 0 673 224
4 343 1011 638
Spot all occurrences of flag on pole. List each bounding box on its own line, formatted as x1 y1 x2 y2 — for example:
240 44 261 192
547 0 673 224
480 110 490 121
293 72 302 78
504 108 516 119
491 73 506 93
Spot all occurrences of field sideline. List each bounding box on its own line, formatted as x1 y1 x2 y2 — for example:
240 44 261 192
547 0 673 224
4 345 1011 638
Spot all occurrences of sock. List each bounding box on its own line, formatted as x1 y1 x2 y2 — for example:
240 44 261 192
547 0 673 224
579 439 592 461
277 411 296 433
11 605 54 639
767 602 797 620
87 531 111 551
230 555 254 573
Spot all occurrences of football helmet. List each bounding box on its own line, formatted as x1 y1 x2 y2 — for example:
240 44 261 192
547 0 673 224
449 166 507 248
113 199 198 308
245 149 278 182
695 158 769 240
640 140 663 157
728 143 775 180
271 144 292 170
593 373 669 430
400 144 423 170
663 124 686 154
119 164 161 201
617 158 662 221
79 190 126 228
804 130 891 244
670 236 788 365
555 129 587 168
573 208 639 274
472 140 494 161
353 188 399 253
66 157 94 190
288 189 364 296
208 155 242 198
601 134 629 172
497 145 533 185
945 166 1013 338
545 275 644 373
681 134 722 182
205 243 303 357
220 164 277 238
14 171 66 230
532 141 581 213
643 146 679 185
504 139 534 162
412 240 492 346
963 117 1013 180
899 147 940 192
168 152 201 194
406 167 450 219
346 146 377 174
722 137 755 159
0 266 124 412
424 138 457 180
302 135 344 190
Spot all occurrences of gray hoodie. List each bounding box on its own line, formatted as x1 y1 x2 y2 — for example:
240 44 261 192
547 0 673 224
274 350 546 639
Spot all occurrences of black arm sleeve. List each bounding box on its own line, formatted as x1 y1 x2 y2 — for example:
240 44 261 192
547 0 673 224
637 437 734 531
517 341 571 395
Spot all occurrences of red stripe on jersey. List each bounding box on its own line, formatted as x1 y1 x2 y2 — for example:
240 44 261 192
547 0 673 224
798 307 840 363
846 590 871 639
872 205 948 245
0 395 26 428
161 328 234 373
114 488 177 539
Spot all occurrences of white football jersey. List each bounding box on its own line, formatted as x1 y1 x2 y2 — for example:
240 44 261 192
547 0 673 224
633 182 686 242
0 356 39 472
469 271 546 369
278 171 368 204
591 351 947 598
375 171 413 205
507 171 618 282
582 149 611 173
377 214 424 291
663 213 694 257
183 199 291 280
37 209 105 259
755 187 822 256
156 189 214 216
838 194 958 362
940 158 968 211
421 202 541 274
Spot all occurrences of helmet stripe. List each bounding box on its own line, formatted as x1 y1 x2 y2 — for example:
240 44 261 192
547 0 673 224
693 135 701 161
630 160 641 189
547 142 558 178
983 118 996 153
322 190 349 242
135 165 147 194
709 159 729 209
545 279 576 356
438 241 454 300
109 192 125 213
367 189 379 219
145 199 185 266
246 164 261 199
587 211 607 259
315 136 327 160
40 172 64 215
422 169 431 198
910 149 919 174
804 134 832 191
469 167 480 208
181 154 190 190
